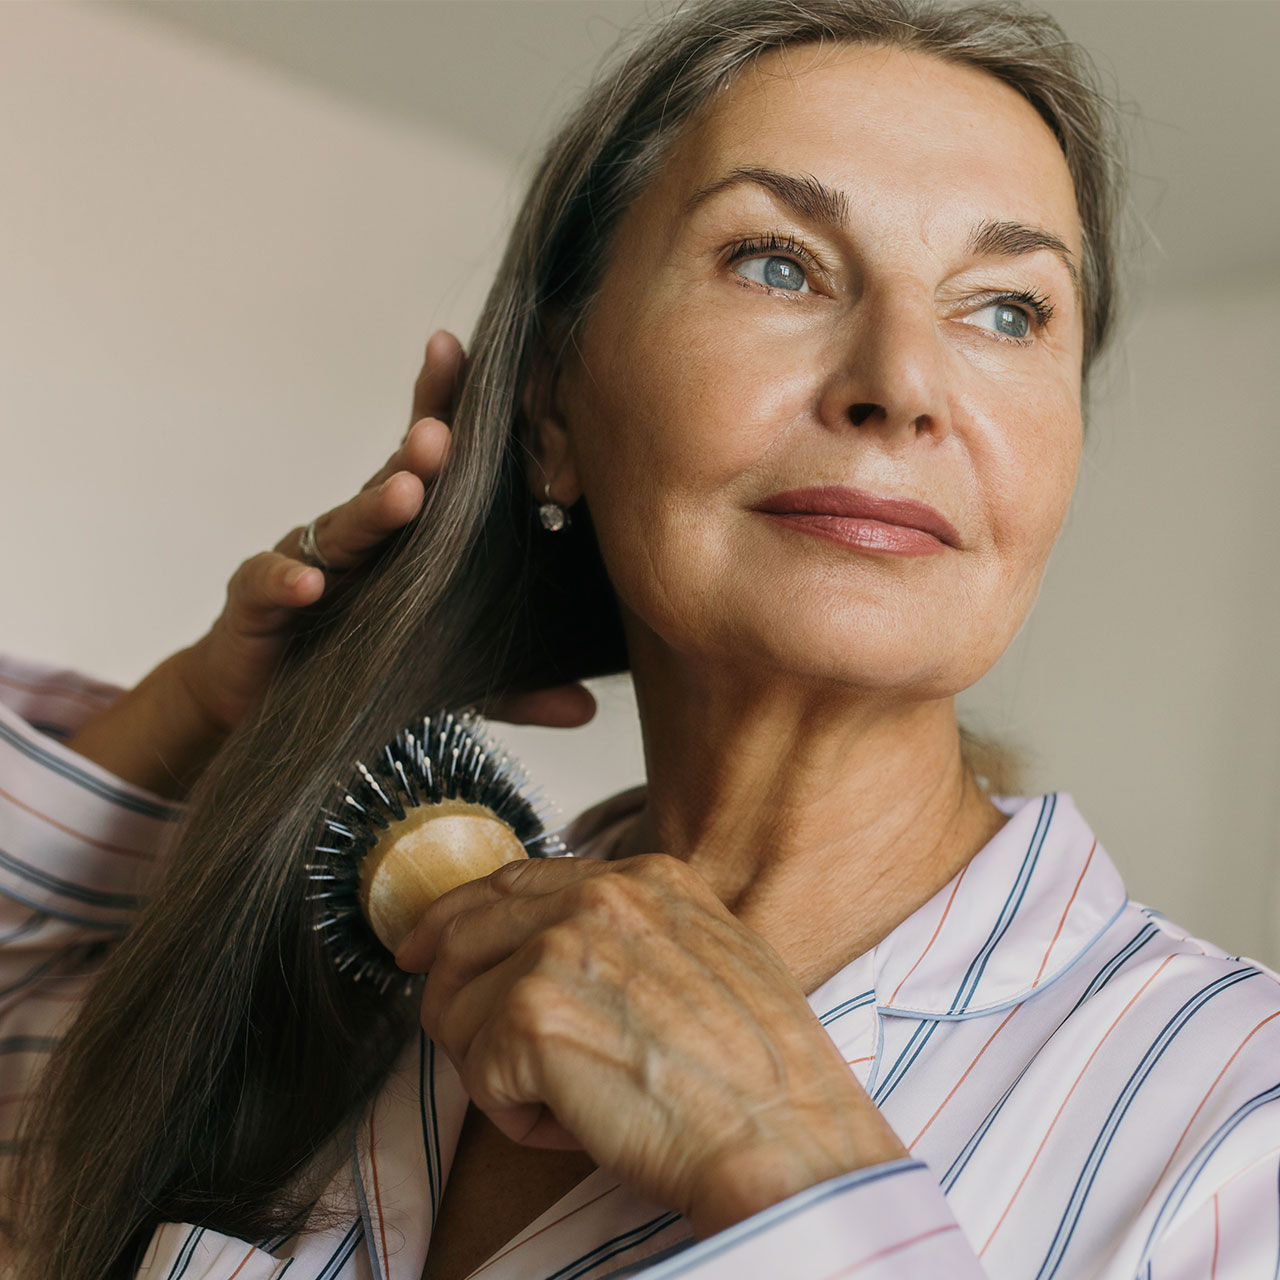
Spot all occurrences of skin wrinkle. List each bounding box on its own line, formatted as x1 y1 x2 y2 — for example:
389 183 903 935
395 37 1096 1254
528 41 1083 995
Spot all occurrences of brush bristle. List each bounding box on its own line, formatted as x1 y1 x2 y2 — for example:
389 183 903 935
307 709 569 992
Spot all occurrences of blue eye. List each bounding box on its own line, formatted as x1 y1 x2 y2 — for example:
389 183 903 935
962 294 1049 343
733 255 811 293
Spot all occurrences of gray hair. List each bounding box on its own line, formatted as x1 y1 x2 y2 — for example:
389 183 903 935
17 4 1122 1276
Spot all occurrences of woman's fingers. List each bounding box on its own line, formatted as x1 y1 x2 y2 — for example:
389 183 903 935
410 329 466 429
277 470 428 574
225 552 326 636
487 683 598 728
397 856 614 973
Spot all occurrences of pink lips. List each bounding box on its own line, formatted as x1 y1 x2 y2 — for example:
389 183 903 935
757 486 960 556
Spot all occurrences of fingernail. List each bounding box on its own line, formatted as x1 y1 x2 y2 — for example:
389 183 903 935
425 330 442 354
286 565 309 588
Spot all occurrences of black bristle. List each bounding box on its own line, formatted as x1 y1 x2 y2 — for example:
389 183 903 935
307 708 569 991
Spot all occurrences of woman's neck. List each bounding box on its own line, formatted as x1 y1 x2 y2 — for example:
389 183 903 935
615 644 1008 993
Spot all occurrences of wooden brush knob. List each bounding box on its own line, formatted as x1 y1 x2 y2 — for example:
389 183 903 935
358 799 528 952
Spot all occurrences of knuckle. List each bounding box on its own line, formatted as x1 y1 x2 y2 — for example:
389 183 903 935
632 852 696 889
502 974 556 1041
528 924 580 970
572 873 641 924
489 859 537 896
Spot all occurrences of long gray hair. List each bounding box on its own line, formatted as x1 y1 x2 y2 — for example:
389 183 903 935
16 2 1123 1275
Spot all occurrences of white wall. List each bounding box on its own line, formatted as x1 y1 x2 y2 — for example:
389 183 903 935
0 2 512 678
958 284 1280 966
2 4 1276 968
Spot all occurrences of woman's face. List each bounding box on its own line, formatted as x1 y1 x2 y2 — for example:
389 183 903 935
544 42 1086 698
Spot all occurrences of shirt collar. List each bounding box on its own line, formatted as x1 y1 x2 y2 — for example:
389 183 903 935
567 789 1127 1021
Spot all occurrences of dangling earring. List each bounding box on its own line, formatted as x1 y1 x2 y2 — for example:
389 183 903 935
538 481 570 532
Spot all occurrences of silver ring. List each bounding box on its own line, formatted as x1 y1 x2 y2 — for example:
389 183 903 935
298 518 333 572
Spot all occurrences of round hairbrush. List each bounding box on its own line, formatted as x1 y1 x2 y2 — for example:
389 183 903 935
307 709 569 990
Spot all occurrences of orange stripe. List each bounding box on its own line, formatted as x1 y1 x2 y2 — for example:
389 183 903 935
0 784 155 861
845 1056 874 1066
978 953 1179 1256
887 861 970 1007
1210 1193 1220 1277
225 1245 259 1279
367 1102 391 1275
0 672 112 707
819 1222 961 1278
467 1181 621 1276
1032 841 1096 988
1141 1009 1280 1211
906 1003 1024 1150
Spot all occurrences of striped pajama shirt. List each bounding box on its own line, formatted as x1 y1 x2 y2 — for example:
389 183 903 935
2 652 1278 1279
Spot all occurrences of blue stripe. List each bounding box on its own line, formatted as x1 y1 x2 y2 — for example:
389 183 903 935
0 877 129 930
317 1220 363 1280
1274 1157 1280 1280
0 1035 60 1055
27 721 71 741
1075 924 1159 1006
940 924 1162 1194
0 953 62 1000
350 1139 385 1280
871 1017 942 1107
818 989 876 1027
631 1160 926 1278
0 843 139 910
1139 1079 1280 1268
418 1032 439 1226
163 1225 204 1280
951 794 1055 1013
426 1035 443 1221
0 717 179 820
0 909 47 945
547 1212 681 1280
1037 968 1262 1279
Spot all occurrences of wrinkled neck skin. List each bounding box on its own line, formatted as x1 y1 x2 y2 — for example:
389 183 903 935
614 621 1008 995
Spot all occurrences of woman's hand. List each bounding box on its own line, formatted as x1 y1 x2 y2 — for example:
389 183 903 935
394 854 909 1240
64 331 596 799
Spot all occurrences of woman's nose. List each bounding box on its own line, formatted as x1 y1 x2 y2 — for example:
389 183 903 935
820 286 952 443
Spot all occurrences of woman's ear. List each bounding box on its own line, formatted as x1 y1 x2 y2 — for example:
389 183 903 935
520 325 583 508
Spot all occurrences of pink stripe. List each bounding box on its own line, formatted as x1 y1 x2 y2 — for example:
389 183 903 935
1141 1009 1280 1212
978 954 1180 1255
819 1222 962 1278
468 1182 621 1276
906 1003 1024 1150
887 862 970 1008
0 672 112 707
1210 1193 1220 1277
0 784 156 861
1032 841 1096 988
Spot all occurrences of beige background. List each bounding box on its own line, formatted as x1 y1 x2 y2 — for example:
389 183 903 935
2 2 1277 965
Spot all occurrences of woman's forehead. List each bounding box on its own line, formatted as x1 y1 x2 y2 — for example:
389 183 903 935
654 41 1083 259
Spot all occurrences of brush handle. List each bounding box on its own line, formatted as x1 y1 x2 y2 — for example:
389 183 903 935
358 799 529 952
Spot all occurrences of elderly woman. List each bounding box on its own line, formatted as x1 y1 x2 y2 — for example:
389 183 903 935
6 0 1280 1277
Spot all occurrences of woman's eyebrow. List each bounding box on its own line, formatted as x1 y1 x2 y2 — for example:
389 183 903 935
684 167 1080 300
968 218 1081 301
683 166 851 228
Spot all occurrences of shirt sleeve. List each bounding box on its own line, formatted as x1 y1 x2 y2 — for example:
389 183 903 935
629 1159 988 1279
0 654 181 1174
0 653 179 938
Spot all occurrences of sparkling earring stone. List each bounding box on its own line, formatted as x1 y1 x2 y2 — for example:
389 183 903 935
538 502 568 532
